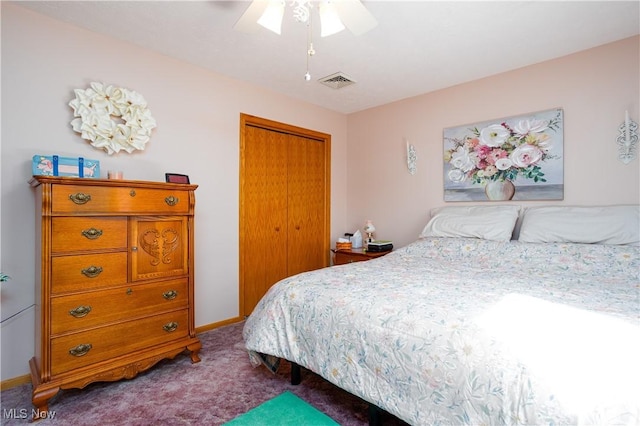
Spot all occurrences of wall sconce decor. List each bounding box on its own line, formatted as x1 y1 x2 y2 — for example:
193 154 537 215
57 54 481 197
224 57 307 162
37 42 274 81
406 139 417 175
618 110 638 164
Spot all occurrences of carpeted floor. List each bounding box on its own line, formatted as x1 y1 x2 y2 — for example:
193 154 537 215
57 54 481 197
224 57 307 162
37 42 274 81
1 321 408 425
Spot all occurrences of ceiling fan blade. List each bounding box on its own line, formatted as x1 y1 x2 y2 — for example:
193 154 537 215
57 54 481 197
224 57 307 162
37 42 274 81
233 0 269 33
333 0 378 36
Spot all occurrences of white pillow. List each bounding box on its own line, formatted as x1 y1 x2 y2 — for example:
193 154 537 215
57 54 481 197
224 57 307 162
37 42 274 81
518 205 640 245
420 205 520 242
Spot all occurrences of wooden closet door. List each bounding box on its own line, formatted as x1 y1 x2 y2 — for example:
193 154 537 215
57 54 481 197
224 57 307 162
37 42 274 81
241 125 289 313
287 134 327 275
240 114 331 317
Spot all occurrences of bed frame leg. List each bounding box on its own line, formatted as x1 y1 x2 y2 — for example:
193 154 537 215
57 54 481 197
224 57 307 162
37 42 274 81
290 362 301 385
368 404 381 426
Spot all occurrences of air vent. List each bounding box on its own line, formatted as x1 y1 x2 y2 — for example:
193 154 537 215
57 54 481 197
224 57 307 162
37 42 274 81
318 72 356 89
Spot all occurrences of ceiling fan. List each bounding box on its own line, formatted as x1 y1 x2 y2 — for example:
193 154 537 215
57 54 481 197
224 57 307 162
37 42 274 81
234 0 378 37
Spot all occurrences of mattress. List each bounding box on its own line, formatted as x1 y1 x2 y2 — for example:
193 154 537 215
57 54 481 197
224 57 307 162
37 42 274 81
243 237 640 425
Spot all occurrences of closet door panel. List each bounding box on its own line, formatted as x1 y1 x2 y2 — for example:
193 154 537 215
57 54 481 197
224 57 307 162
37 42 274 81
242 126 288 312
287 134 327 275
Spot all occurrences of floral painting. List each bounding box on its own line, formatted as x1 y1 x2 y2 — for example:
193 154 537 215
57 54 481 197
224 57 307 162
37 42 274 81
443 108 563 201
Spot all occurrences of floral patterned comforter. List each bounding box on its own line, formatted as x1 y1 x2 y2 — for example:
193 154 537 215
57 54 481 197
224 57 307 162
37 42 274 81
243 238 640 425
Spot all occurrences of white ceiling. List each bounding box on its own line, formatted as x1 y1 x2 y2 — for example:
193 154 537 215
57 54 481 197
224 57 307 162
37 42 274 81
14 1 640 114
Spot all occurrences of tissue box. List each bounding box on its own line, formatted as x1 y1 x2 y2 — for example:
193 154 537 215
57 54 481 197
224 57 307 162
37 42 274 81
32 155 100 178
350 232 363 249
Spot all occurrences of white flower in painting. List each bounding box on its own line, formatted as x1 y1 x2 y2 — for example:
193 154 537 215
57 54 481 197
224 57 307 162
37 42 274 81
448 168 467 183
450 146 477 172
513 118 548 135
534 134 553 152
495 158 513 170
480 124 510 147
510 144 544 168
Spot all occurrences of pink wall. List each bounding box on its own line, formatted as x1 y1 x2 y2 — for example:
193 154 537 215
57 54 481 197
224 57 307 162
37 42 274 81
0 4 348 381
347 36 640 248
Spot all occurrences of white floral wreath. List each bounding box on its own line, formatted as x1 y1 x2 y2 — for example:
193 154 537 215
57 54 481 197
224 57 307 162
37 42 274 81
69 82 157 155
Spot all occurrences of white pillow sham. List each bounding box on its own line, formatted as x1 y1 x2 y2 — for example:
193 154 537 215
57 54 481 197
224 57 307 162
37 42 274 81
518 205 640 245
420 205 520 242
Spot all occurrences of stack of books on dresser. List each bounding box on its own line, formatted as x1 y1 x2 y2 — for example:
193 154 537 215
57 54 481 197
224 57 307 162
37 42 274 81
367 240 393 252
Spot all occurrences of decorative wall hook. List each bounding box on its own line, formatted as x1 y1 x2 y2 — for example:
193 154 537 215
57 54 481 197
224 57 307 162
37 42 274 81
618 110 638 164
406 139 417 175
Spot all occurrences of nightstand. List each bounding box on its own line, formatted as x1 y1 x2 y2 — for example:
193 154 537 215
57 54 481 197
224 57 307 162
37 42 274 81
332 248 391 265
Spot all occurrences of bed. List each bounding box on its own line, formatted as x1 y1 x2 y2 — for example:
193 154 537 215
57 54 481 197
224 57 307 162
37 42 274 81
243 205 640 425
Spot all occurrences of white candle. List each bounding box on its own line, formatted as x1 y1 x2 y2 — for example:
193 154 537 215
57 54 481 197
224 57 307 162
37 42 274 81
625 110 631 146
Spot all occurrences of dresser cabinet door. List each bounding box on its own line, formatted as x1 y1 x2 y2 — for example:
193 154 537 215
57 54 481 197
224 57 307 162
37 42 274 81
130 216 189 281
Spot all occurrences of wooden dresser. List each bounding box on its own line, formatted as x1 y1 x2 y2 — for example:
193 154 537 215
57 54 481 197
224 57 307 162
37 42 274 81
29 176 201 415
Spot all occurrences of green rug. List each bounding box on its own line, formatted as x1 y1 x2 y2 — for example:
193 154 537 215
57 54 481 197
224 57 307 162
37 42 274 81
223 391 339 425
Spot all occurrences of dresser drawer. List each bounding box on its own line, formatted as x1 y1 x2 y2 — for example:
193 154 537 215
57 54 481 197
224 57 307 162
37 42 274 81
51 185 190 214
50 309 189 376
334 251 367 265
51 278 189 334
52 217 127 253
51 252 128 294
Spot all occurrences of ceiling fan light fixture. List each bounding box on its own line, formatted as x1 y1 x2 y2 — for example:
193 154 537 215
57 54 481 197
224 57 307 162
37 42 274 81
319 1 345 37
257 0 285 35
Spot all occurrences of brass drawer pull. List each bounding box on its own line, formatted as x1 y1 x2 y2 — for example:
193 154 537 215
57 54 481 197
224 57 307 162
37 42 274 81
69 305 92 318
165 195 179 206
163 290 178 300
81 266 103 278
81 228 103 240
69 343 92 357
69 193 92 205
163 321 178 332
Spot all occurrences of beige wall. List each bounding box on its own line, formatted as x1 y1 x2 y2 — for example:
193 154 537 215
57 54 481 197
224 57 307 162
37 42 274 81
347 36 639 248
0 4 348 381
1 3 638 383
